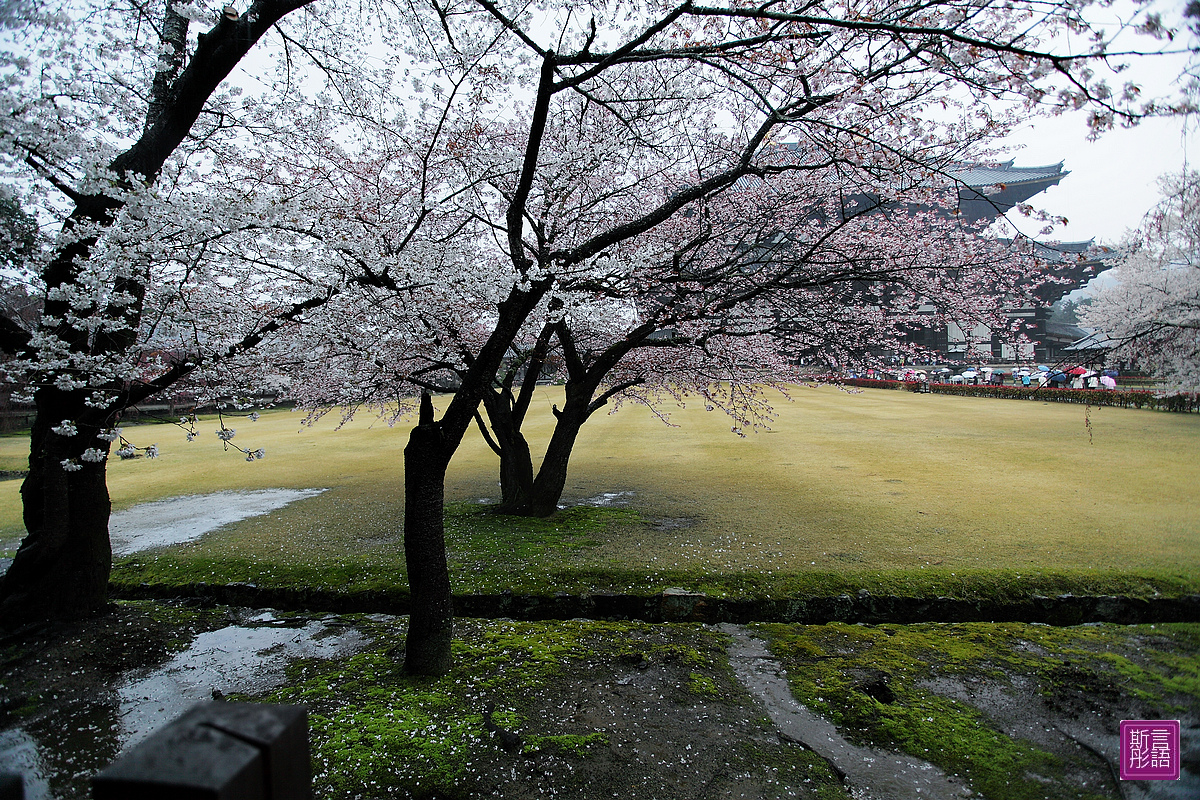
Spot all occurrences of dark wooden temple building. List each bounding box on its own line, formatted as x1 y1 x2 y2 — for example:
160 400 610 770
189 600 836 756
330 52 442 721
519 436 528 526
913 161 1104 363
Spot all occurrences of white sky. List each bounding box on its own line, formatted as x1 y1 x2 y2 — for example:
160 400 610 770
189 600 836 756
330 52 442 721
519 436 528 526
998 1 1197 245
999 92 1196 245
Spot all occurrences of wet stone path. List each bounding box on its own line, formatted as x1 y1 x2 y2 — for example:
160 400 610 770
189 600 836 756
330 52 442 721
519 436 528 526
720 623 973 799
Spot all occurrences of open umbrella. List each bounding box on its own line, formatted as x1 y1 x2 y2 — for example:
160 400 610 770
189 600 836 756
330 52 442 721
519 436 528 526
1037 365 1051 372
1100 375 1117 389
1067 366 1088 376
960 370 978 379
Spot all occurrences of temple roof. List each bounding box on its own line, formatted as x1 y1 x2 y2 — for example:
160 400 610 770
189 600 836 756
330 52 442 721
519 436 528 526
952 161 1069 222
948 161 1068 189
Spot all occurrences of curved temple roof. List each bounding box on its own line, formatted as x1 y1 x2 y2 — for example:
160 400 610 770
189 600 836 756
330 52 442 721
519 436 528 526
951 161 1069 222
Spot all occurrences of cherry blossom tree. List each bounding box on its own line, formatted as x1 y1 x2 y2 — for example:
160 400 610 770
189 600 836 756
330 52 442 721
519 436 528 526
437 176 1051 519
0 0 356 625
271 0 1179 673
1081 170 1200 389
0 0 1185 675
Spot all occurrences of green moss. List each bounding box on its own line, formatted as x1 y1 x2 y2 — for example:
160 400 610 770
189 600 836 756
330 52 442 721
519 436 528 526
757 622 1200 800
526 732 608 756
443 503 642 590
686 671 719 696
110 554 411 595
261 618 604 798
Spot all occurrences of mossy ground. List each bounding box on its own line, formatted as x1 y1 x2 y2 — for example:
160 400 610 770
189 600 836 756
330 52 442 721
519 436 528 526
757 621 1200 800
2 602 1196 799
106 499 1195 603
237 615 848 799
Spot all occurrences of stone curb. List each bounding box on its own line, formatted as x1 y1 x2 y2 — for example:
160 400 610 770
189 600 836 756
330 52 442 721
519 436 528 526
109 583 1200 625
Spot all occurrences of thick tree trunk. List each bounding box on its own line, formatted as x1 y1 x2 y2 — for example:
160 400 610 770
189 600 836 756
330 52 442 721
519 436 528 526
402 394 453 676
0 398 113 627
528 390 590 518
480 391 536 514
497 433 535 514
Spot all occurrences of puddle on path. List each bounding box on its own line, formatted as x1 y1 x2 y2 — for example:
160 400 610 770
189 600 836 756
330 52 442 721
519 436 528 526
117 609 366 748
0 609 368 799
719 623 972 800
0 489 328 579
109 488 327 556
0 730 49 800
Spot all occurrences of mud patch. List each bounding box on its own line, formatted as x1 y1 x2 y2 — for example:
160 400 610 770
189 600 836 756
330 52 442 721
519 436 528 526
109 488 327 555
648 517 697 532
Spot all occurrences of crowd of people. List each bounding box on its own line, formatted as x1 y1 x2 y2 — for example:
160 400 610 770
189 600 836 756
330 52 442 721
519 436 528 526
860 366 1121 389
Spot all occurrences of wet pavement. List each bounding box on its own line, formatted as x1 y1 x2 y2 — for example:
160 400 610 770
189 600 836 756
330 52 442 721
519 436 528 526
0 608 366 800
1 610 1197 799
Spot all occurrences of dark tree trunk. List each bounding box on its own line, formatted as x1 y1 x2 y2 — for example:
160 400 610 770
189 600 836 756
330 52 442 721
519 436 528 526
497 434 535 514
528 388 591 518
402 394 453 676
480 390 535 514
0 395 113 627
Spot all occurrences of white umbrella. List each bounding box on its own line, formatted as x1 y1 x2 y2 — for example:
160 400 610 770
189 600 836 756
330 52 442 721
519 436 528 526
1100 375 1117 389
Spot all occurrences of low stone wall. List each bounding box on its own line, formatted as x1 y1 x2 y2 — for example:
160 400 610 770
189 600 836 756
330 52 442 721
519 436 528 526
110 582 1200 626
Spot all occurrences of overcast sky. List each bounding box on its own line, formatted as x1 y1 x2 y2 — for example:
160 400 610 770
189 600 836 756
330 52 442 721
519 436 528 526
999 100 1195 245
998 2 1196 245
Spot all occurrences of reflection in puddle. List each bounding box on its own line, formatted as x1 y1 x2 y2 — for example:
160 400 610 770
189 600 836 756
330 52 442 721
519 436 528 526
118 611 366 748
0 730 49 800
0 610 368 798
109 488 327 556
560 491 636 510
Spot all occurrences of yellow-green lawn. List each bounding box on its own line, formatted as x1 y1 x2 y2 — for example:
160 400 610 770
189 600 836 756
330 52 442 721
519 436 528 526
1 386 1197 593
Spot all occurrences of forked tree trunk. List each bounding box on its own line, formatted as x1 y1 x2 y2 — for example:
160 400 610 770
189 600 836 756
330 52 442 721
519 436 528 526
0 398 113 626
402 394 454 675
497 435 535 514
528 389 590 517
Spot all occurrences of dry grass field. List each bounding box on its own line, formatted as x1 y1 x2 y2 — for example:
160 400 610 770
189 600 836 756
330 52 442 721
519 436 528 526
1 385 1197 593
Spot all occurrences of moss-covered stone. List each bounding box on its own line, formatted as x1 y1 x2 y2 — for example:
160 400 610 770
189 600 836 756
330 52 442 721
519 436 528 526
757 621 1200 800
